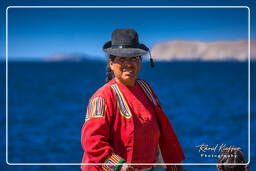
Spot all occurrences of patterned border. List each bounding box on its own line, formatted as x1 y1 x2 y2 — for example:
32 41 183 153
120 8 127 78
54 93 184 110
85 97 106 121
111 84 132 119
137 80 157 106
102 153 126 171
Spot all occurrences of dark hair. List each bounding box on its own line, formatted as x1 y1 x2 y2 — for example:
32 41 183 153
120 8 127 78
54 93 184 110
105 55 142 83
105 55 116 83
217 149 248 171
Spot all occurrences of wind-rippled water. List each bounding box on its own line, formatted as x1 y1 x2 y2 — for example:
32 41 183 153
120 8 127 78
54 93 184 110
0 61 254 171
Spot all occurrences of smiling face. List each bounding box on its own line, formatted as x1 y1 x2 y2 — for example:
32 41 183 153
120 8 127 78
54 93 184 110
109 56 141 87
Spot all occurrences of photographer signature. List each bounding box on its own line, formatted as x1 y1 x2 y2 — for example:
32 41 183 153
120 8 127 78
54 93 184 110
196 144 241 153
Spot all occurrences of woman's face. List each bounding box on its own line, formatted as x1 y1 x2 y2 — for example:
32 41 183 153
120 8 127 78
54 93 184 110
110 56 141 86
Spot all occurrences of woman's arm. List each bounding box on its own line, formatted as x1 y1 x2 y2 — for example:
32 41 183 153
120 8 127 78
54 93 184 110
81 96 126 171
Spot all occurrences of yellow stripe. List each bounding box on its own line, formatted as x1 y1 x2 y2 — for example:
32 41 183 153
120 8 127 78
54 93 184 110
115 85 132 117
102 153 124 171
112 155 120 163
112 155 121 162
102 166 108 171
89 97 105 118
137 80 157 106
111 84 132 119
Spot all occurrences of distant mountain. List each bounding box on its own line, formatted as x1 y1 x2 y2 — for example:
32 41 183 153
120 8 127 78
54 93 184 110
45 53 101 62
151 40 256 61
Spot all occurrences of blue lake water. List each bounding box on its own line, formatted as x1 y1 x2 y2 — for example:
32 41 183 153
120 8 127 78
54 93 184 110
0 61 255 170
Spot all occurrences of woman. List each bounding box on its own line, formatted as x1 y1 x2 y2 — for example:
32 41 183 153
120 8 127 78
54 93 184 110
81 28 185 171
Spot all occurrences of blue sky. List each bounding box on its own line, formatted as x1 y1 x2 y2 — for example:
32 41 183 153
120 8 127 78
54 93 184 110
0 0 255 60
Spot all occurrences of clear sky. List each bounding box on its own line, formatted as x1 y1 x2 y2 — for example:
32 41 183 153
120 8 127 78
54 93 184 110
0 0 255 60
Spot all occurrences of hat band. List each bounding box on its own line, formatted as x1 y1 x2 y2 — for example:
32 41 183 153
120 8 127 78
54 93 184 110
111 45 139 49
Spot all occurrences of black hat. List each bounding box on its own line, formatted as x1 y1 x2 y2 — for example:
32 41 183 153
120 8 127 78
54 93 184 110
103 28 149 57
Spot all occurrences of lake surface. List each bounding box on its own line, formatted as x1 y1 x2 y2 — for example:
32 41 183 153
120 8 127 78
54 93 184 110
0 61 254 171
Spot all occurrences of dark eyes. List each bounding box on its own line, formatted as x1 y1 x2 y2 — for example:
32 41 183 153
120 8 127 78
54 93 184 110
118 57 138 63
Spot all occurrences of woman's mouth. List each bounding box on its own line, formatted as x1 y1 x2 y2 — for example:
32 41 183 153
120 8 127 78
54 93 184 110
123 70 135 75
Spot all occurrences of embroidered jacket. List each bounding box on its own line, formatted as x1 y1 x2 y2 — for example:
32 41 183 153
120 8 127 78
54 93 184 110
81 79 185 171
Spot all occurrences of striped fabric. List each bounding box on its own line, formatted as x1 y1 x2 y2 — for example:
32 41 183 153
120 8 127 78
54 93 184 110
85 97 106 121
137 80 157 106
111 84 132 119
102 153 126 171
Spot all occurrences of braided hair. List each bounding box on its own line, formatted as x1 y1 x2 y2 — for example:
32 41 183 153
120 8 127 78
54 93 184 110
105 55 116 83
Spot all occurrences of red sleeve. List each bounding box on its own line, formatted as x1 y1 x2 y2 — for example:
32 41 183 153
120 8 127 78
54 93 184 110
81 96 125 171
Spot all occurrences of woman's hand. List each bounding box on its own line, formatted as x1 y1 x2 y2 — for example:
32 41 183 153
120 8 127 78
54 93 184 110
120 164 135 171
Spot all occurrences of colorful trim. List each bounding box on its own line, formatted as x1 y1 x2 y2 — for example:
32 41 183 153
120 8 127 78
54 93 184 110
102 153 126 171
111 84 132 119
137 80 157 106
85 97 106 121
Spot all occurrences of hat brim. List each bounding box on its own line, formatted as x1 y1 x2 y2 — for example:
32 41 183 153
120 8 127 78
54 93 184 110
103 41 149 57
